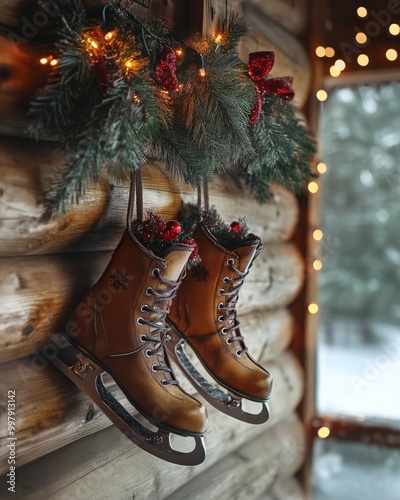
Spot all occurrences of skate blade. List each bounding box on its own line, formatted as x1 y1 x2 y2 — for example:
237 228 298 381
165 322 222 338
46 333 206 466
166 329 270 425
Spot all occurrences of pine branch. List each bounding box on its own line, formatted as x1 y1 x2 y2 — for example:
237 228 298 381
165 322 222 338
242 94 317 202
221 13 247 48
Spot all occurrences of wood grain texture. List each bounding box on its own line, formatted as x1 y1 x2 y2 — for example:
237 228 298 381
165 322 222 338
0 36 44 122
0 0 34 29
0 0 187 29
53 174 298 255
261 476 306 500
239 243 304 315
0 251 111 363
0 241 301 362
243 308 293 364
0 135 298 256
240 4 311 108
247 0 308 35
194 0 244 35
0 138 182 256
0 350 303 476
180 177 299 246
166 414 305 500
0 138 111 256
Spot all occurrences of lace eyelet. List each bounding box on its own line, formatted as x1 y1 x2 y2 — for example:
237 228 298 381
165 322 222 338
222 276 229 283
218 302 224 309
145 349 152 357
235 349 241 357
218 315 224 322
221 328 228 335
140 305 148 312
226 337 232 345
137 317 144 325
145 287 153 296
140 334 147 342
151 268 160 277
161 379 167 386
219 289 225 295
227 258 235 266
151 365 158 372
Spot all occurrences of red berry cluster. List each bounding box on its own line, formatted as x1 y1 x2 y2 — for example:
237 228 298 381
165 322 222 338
141 214 182 242
137 212 200 263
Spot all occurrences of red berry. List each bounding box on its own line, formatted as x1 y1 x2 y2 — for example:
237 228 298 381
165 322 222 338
230 221 243 234
166 220 181 234
142 230 152 240
153 214 166 229
141 220 150 231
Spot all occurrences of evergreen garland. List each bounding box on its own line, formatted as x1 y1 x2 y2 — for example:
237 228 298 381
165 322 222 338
243 94 317 202
28 0 316 213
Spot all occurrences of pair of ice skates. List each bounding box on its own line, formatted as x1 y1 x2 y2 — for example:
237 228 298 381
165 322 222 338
51 217 272 466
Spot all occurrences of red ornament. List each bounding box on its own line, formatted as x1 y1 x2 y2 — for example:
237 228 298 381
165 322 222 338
248 51 294 125
230 221 243 234
166 220 181 235
161 230 178 242
155 47 179 92
137 213 184 245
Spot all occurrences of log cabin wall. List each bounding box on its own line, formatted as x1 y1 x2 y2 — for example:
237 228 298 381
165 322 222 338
0 0 311 498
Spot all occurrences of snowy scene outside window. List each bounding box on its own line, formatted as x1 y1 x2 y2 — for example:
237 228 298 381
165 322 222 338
313 82 400 500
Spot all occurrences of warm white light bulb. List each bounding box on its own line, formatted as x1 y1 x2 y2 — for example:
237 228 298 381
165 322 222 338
357 6 368 18
386 48 398 61
313 229 324 241
330 66 341 77
308 303 319 314
313 260 323 271
389 23 400 36
317 426 330 438
355 32 368 44
316 89 328 102
335 59 346 71
325 47 335 58
357 54 369 66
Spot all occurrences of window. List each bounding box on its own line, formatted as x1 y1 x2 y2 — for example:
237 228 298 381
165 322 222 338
312 82 400 499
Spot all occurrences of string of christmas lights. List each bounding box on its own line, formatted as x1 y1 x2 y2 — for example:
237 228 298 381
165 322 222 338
29 0 315 213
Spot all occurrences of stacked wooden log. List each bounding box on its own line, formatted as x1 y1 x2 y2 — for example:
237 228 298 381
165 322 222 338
0 0 310 498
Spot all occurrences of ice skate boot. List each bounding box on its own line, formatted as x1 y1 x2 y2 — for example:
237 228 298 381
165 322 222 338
48 226 208 465
167 222 272 424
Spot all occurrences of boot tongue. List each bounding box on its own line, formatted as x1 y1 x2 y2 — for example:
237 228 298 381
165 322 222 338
147 245 193 344
159 244 193 282
230 238 261 273
202 223 261 273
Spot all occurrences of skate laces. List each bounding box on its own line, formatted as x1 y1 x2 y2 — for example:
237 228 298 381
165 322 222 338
218 259 249 357
138 268 181 385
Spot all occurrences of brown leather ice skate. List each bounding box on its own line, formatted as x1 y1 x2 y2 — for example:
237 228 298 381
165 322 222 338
167 222 272 424
48 226 208 465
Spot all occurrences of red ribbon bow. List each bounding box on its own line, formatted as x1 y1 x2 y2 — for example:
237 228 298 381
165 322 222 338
248 51 294 125
155 47 179 92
